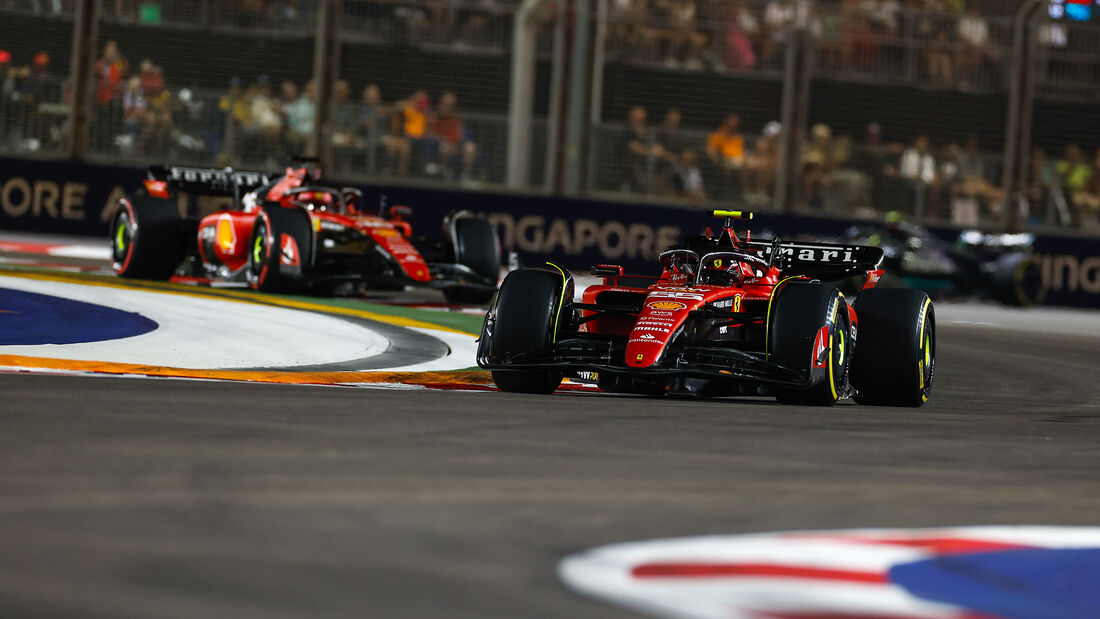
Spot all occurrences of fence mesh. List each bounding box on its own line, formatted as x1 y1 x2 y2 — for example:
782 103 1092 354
592 0 788 209
3 0 1100 237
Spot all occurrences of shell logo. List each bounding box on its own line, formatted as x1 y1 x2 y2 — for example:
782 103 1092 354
647 301 687 311
374 229 399 237
216 216 236 253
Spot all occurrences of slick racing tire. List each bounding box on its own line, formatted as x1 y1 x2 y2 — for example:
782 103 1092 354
850 288 935 407
769 282 851 406
489 269 567 394
991 252 1046 307
111 196 186 280
248 206 313 294
444 216 501 305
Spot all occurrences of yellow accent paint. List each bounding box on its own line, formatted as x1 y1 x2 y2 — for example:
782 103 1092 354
827 301 840 401
216 216 236 252
546 262 569 344
0 269 469 336
0 355 491 386
711 210 754 220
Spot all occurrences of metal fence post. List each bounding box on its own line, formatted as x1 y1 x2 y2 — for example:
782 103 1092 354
310 0 340 171
773 0 812 212
1002 0 1044 231
506 0 541 189
543 0 568 192
563 0 593 196
66 0 101 161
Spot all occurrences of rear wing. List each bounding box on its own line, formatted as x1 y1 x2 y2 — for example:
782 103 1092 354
746 240 884 280
147 165 276 197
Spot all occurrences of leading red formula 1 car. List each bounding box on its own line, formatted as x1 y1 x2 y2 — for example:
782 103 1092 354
477 210 935 406
111 160 500 302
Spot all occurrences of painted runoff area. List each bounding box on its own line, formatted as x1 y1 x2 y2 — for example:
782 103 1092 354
0 274 479 379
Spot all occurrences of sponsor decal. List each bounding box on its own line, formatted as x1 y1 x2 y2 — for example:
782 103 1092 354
759 242 859 263
650 291 704 301
374 228 399 237
558 526 1100 619
635 354 644 361
279 233 300 266
647 301 688 310
812 326 829 368
633 326 671 333
636 319 674 325
647 310 675 317
216 215 236 253
636 333 657 340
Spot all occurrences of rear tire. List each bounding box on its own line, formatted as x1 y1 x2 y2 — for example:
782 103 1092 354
991 252 1045 307
444 215 500 305
769 282 850 406
489 269 566 394
247 206 314 294
111 197 185 280
850 288 935 407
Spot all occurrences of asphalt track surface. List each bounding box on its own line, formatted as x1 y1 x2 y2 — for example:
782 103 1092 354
0 305 1098 618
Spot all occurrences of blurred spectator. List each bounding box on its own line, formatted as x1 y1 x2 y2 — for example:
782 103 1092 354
138 59 164 97
656 108 688 193
1057 144 1095 218
800 123 833 208
706 113 745 200
280 80 312 154
670 148 707 202
762 0 795 69
94 41 129 105
121 76 146 148
244 76 282 166
429 91 477 181
956 7 992 85
93 41 128 151
744 120 781 205
141 89 175 156
722 2 759 71
620 106 662 193
331 79 355 149
900 134 940 217
364 87 418 177
659 0 707 69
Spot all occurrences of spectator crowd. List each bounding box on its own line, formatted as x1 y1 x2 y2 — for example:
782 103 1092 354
611 105 1100 230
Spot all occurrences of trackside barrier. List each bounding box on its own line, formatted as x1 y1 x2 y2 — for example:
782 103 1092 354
1 156 1098 308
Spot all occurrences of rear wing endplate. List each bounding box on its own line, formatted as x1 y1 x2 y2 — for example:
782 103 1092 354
746 240 884 280
148 165 275 197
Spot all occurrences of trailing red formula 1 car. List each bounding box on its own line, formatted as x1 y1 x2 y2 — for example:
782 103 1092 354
110 160 500 302
478 210 935 406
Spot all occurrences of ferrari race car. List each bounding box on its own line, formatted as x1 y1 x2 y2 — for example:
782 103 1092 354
478 210 935 406
842 216 1046 307
110 161 500 302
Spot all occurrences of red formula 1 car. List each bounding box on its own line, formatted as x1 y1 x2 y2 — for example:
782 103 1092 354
478 210 935 406
110 161 500 302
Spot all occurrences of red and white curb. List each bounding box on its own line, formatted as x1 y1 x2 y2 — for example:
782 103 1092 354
558 526 1100 619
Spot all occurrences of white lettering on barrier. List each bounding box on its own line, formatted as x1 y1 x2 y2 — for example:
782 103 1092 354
1 177 88 220
479 211 682 261
1040 254 1100 295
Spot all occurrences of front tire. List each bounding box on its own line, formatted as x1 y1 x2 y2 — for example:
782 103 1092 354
111 196 186 280
850 288 935 407
769 282 851 406
488 269 567 394
991 252 1045 307
444 215 501 305
247 206 314 294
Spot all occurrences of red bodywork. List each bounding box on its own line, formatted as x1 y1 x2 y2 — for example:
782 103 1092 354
191 166 430 282
579 222 869 371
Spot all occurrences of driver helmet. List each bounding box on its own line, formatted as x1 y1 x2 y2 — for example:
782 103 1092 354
700 256 741 285
290 190 337 212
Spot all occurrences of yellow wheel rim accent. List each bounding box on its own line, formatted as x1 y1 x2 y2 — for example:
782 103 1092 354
115 221 127 252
